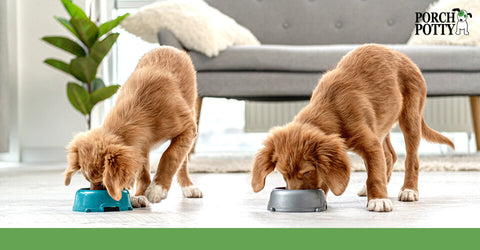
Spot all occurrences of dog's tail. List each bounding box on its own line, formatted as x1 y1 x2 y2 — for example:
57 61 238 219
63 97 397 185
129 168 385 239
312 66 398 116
421 118 455 150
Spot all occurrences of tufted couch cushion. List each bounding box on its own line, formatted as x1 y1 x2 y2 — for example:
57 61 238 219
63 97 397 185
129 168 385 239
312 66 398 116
205 0 434 45
190 44 480 72
157 0 480 97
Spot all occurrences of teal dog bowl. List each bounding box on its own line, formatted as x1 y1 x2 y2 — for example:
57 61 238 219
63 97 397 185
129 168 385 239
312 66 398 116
72 188 133 212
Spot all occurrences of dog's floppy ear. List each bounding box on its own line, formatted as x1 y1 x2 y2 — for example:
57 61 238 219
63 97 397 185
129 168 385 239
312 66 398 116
308 134 350 196
468 13 472 18
251 138 276 193
103 144 141 201
452 8 460 13
65 142 81 186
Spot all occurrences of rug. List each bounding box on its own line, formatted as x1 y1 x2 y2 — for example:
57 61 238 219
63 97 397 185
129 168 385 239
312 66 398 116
151 152 480 173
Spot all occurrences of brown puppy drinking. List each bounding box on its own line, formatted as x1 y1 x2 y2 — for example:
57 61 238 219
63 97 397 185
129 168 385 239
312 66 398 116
251 44 454 212
64 46 202 207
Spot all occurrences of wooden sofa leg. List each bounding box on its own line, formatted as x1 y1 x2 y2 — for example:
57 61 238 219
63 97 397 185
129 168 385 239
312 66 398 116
469 96 480 152
189 96 203 155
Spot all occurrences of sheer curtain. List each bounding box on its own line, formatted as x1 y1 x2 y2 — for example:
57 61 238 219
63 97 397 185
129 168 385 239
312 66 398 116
86 0 124 129
0 0 9 153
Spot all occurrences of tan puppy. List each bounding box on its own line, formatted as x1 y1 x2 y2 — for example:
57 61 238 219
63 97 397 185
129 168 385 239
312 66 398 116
251 44 454 212
65 46 202 207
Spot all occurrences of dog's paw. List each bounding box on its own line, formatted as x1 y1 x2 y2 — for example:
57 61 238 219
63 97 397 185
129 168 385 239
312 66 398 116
130 195 150 208
145 183 168 203
357 184 367 197
367 199 393 212
398 189 419 202
181 186 203 198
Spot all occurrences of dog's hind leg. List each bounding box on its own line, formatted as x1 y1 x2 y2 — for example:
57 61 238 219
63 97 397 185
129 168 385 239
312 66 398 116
357 183 367 197
146 125 198 203
396 56 428 202
398 103 422 202
176 158 203 198
175 130 203 198
383 133 397 183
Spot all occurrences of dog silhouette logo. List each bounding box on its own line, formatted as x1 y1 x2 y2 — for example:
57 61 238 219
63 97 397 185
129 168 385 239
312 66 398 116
414 8 472 36
452 8 472 35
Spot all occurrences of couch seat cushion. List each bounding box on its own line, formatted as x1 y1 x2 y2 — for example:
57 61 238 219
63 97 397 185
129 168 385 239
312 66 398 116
190 44 480 72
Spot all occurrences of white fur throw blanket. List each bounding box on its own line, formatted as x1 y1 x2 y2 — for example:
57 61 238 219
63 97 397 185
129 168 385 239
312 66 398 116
120 0 260 57
408 0 480 46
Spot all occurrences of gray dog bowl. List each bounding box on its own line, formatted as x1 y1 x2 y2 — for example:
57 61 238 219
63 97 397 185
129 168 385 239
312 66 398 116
267 187 327 212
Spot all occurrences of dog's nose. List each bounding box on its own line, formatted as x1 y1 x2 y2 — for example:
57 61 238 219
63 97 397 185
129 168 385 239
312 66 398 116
90 183 106 190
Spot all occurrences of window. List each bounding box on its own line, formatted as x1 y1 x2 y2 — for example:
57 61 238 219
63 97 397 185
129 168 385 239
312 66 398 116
113 1 266 154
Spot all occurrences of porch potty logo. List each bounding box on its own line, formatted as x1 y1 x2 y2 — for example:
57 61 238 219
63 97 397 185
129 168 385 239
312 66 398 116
415 8 472 35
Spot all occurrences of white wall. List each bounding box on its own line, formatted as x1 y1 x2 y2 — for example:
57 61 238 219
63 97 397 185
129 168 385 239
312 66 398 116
15 0 87 162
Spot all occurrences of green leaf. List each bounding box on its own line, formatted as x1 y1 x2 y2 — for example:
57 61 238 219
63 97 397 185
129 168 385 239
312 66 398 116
60 0 88 19
42 36 86 57
54 16 82 41
91 85 120 106
98 13 129 38
91 78 105 92
71 17 99 48
67 82 92 115
89 33 119 64
44 58 72 75
70 57 98 83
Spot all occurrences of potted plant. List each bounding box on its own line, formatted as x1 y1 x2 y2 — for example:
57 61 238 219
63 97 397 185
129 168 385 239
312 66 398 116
42 0 128 130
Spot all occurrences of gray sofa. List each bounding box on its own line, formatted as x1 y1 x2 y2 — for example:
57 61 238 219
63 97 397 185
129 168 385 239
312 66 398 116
158 0 480 150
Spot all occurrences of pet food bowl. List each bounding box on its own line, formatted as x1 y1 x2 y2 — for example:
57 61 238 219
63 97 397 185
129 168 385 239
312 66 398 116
267 187 327 212
72 188 133 212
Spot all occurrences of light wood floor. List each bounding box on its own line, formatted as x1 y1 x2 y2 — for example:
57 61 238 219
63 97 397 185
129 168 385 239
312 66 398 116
1 163 479 227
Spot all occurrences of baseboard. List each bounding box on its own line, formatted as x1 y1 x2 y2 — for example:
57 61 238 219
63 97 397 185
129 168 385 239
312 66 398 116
21 147 67 163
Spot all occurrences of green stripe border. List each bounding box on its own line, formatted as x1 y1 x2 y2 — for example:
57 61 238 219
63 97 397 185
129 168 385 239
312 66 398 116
1 229 478 249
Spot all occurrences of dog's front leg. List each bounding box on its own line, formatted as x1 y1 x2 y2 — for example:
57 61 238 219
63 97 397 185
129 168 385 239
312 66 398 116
130 152 151 208
357 134 397 197
146 129 196 203
357 137 393 212
135 151 152 196
130 195 150 208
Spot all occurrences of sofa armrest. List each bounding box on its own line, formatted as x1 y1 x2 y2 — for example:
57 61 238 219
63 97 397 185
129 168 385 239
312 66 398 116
157 29 183 49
